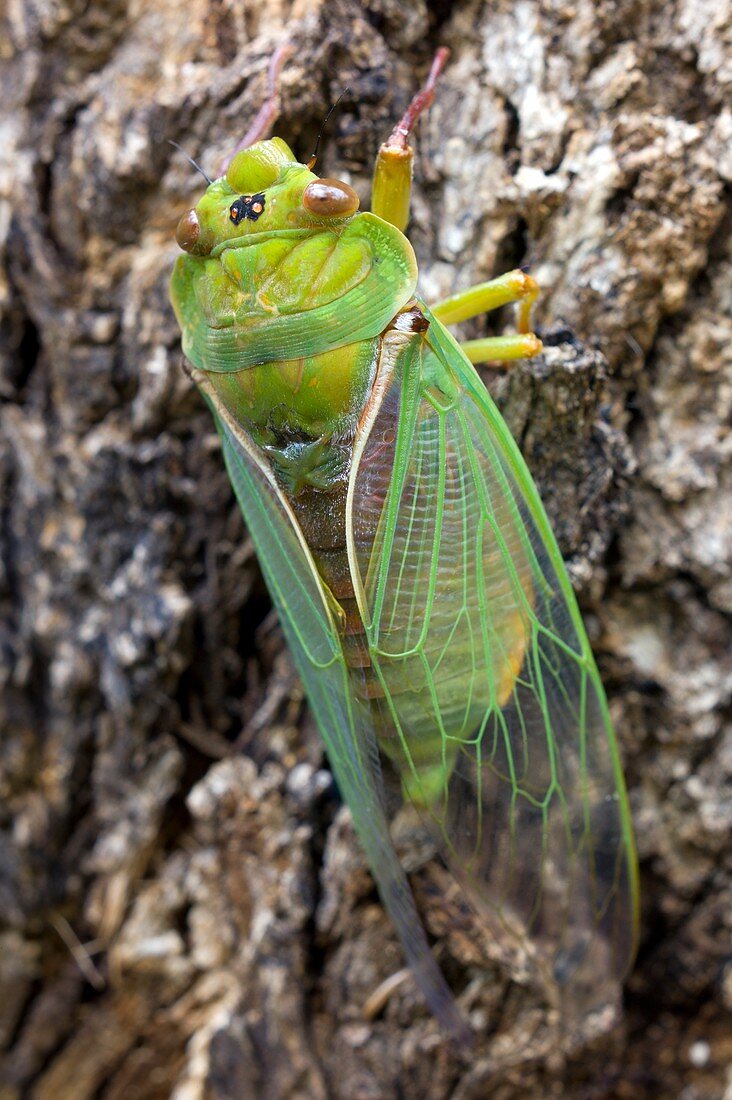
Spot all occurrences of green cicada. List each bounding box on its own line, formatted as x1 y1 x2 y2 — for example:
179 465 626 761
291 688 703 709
170 47 639 1043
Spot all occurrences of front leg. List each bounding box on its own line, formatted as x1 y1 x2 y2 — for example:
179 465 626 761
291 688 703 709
370 49 449 231
431 270 543 364
459 332 543 365
432 270 539 333
369 53 542 365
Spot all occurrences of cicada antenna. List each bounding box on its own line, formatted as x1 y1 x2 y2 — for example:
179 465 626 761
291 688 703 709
306 88 351 170
167 140 214 185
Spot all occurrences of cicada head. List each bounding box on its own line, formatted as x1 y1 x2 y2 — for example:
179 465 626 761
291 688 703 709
174 137 360 257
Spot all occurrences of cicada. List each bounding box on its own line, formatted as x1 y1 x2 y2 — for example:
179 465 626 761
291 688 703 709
169 47 639 1043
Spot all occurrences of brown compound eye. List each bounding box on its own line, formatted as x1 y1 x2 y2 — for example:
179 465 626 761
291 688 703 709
175 208 199 251
175 208 212 256
302 178 359 218
175 207 213 256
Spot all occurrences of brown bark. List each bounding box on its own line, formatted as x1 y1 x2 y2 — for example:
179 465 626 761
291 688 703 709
1 1 730 1097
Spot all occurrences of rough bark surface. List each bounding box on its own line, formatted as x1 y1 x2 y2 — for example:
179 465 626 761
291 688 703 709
1 1 730 1097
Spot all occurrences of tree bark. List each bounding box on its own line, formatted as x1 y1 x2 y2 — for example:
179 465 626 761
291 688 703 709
1 1 729 1097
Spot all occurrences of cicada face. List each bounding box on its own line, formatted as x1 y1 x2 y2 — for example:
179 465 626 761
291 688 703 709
175 137 361 258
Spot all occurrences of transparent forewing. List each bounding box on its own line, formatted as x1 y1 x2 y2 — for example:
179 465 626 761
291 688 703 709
196 375 468 1042
347 315 639 1009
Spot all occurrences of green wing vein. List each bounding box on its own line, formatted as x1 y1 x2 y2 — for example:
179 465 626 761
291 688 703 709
347 307 639 1012
197 375 470 1042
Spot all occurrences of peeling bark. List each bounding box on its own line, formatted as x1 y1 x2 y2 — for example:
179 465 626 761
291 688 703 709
0 1 729 1097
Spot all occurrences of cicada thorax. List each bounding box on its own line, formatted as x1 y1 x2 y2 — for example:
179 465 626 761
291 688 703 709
203 337 380 492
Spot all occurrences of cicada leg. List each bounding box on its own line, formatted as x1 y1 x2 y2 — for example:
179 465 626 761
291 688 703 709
431 270 539 332
460 332 543 365
371 48 449 231
431 269 543 364
222 41 293 170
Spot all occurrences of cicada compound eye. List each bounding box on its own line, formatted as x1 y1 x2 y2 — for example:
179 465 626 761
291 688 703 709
175 209 199 251
175 208 212 256
302 178 359 218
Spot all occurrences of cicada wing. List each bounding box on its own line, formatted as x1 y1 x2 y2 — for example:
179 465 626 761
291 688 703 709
347 312 639 1019
195 374 469 1043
